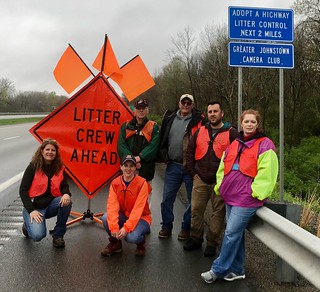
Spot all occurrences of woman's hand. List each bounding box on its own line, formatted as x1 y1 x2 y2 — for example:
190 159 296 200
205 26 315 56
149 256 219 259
60 194 71 207
117 227 128 240
30 210 43 223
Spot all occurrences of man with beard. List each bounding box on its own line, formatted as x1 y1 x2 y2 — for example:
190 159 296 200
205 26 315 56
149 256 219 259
184 101 238 257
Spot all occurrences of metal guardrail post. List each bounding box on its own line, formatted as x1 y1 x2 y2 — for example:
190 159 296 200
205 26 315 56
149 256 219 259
265 202 301 284
247 205 320 289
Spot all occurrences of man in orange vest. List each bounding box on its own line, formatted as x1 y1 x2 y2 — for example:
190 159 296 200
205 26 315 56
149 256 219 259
118 99 160 183
184 101 238 257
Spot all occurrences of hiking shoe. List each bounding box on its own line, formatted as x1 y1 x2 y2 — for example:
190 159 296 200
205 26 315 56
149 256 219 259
177 229 190 240
204 245 216 257
53 237 65 248
158 228 172 239
183 238 202 251
135 240 146 256
22 223 29 238
201 270 218 283
101 240 122 256
223 272 246 281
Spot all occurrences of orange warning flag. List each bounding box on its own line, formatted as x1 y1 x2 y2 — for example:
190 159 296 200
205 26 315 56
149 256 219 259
111 55 155 101
92 37 120 77
53 45 92 94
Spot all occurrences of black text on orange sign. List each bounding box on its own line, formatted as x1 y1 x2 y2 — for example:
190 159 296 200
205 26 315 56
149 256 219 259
70 148 118 164
76 128 115 144
73 107 121 124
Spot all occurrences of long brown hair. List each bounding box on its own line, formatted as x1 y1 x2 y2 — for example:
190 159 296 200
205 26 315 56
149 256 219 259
31 138 64 174
240 109 263 133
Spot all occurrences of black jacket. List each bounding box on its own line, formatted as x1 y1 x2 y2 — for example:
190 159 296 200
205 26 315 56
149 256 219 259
157 108 206 164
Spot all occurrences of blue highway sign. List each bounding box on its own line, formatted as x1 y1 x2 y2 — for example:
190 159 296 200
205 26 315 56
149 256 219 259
229 6 294 42
229 42 294 69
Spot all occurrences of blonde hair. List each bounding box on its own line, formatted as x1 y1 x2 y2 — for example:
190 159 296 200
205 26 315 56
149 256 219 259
240 109 263 132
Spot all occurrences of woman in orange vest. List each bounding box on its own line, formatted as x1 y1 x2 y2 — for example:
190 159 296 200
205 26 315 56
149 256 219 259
19 138 72 248
101 154 152 257
201 109 278 283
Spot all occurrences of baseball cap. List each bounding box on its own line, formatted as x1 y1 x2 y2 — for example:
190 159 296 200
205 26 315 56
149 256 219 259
134 99 148 108
121 154 136 165
180 94 194 103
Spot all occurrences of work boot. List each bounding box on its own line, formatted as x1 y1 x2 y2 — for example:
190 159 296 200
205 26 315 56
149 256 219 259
177 229 190 240
183 238 202 251
53 237 65 248
135 240 146 256
158 228 172 239
22 223 29 238
204 245 216 257
101 239 122 256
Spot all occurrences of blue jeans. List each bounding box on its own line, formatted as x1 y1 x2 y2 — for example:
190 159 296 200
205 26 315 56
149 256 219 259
160 162 193 231
22 196 72 241
102 212 150 244
211 205 259 277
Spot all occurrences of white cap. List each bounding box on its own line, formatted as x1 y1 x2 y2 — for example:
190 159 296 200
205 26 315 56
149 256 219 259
179 94 194 103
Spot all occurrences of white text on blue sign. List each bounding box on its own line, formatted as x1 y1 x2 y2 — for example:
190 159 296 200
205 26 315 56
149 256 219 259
228 42 294 69
229 6 294 42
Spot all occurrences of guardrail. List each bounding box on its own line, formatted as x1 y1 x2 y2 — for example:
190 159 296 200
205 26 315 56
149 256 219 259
247 206 320 289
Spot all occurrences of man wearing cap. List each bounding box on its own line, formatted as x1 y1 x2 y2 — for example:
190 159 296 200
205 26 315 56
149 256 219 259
101 154 152 257
158 94 206 240
118 99 160 183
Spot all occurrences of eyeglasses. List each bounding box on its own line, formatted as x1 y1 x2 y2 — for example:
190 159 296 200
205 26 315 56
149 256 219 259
181 101 192 106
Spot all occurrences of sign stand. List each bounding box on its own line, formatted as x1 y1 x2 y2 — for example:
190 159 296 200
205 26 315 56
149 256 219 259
67 199 104 226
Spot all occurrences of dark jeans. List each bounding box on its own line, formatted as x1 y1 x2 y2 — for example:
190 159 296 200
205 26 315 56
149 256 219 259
160 162 193 231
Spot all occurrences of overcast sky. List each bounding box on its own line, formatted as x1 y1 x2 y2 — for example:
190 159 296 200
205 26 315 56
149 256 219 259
0 0 295 96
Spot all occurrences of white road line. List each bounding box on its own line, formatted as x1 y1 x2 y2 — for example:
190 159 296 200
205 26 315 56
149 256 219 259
3 136 20 140
0 172 23 192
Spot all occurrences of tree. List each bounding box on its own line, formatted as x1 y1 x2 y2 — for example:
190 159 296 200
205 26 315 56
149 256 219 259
0 78 16 111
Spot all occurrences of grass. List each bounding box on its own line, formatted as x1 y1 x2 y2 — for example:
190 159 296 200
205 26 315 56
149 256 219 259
0 117 43 125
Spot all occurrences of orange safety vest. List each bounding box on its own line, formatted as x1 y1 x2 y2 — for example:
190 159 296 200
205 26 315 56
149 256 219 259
109 176 152 228
125 120 156 143
195 126 231 160
191 120 203 136
28 167 65 198
224 138 266 178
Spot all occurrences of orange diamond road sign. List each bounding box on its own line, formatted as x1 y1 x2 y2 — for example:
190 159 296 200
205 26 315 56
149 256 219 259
30 73 134 198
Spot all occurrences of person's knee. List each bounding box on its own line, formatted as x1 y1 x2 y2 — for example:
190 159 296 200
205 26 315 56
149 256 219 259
61 203 72 213
30 232 46 242
125 233 140 243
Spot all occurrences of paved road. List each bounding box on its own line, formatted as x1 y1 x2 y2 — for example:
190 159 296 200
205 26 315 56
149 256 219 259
0 167 255 292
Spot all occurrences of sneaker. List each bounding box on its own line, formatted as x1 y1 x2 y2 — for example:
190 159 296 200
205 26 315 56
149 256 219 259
183 238 202 251
223 272 246 281
135 240 146 256
158 228 172 239
53 237 65 248
201 270 218 283
22 223 29 238
177 229 190 240
101 240 122 256
204 245 216 257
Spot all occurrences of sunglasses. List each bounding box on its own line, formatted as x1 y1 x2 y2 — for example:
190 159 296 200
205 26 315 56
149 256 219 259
181 101 192 106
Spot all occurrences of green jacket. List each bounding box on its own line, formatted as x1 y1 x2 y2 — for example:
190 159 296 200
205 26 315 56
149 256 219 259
117 117 160 181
